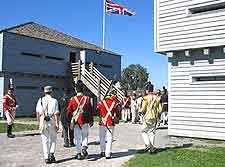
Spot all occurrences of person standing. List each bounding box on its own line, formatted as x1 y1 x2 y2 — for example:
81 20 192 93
3 85 17 138
140 86 162 153
137 92 144 124
121 91 130 122
160 87 168 125
36 86 60 164
130 92 138 124
67 80 93 160
96 90 120 159
59 89 74 148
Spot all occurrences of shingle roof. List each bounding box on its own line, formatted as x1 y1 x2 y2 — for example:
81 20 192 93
1 22 120 56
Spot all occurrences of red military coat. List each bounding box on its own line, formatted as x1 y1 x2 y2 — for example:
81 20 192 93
3 94 17 113
67 93 93 127
121 97 130 109
97 96 119 126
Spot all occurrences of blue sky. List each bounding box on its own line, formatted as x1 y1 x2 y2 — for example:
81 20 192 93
1 0 168 89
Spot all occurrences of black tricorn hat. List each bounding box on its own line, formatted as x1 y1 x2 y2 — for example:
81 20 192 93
76 80 84 92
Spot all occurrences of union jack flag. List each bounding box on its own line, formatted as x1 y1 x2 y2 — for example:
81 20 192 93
106 0 135 16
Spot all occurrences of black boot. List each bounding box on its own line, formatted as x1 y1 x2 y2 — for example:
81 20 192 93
69 142 75 147
75 153 82 160
100 152 105 158
49 153 56 163
82 146 88 159
7 125 15 138
64 142 70 148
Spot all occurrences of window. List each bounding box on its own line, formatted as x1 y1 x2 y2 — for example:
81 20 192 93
21 52 41 58
193 75 225 82
45 56 64 61
16 86 38 90
99 64 112 68
189 2 225 14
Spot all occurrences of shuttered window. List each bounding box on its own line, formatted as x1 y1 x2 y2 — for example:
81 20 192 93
189 2 225 14
193 76 225 82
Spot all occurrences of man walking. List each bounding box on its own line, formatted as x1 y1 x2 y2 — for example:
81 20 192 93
59 88 75 147
67 80 93 160
3 85 17 138
121 91 130 122
140 85 162 153
96 90 120 159
36 86 60 164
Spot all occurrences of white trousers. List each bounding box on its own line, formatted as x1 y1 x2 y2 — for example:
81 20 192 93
131 108 137 123
41 126 57 159
161 112 168 125
74 124 89 153
99 126 114 157
5 111 15 125
141 121 156 147
122 108 130 122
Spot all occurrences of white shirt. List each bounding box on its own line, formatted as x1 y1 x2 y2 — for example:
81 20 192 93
36 94 59 126
130 97 138 111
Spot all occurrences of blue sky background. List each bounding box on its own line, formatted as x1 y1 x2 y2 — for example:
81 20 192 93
1 0 168 89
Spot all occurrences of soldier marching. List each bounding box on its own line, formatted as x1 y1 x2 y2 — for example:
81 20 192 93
3 76 166 164
96 89 120 159
67 80 94 160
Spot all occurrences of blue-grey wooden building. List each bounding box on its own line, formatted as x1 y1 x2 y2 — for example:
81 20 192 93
0 22 122 117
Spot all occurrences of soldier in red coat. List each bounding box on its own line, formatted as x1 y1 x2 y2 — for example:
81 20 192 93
67 80 94 160
96 90 120 159
3 85 17 138
121 91 131 122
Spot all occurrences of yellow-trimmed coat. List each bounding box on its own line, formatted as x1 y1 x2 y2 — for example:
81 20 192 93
140 93 162 122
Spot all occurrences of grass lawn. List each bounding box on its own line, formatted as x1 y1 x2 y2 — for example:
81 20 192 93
123 147 225 167
0 122 38 133
16 116 36 122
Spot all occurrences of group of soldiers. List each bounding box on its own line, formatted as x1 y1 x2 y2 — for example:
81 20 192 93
2 79 168 164
121 86 168 126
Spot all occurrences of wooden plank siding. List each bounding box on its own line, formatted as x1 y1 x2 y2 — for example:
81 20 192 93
168 58 225 140
155 0 225 52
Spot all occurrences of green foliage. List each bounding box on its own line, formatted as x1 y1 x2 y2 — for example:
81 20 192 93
123 147 225 167
121 64 148 90
0 123 38 133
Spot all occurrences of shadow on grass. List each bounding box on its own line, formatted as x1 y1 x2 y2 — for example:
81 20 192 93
136 143 193 154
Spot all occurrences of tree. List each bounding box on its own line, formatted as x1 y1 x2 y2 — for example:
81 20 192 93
121 64 148 90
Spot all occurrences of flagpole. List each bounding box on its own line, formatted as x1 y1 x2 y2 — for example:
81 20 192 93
102 0 106 49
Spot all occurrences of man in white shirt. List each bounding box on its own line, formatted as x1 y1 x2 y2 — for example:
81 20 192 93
131 92 138 124
36 86 60 164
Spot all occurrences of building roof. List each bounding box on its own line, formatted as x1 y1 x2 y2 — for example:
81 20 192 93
1 22 121 56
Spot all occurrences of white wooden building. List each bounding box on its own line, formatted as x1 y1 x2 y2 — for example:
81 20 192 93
155 0 225 140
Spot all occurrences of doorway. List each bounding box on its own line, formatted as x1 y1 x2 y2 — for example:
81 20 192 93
70 52 77 63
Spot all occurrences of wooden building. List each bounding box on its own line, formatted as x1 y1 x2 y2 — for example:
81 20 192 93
0 22 122 117
155 0 225 140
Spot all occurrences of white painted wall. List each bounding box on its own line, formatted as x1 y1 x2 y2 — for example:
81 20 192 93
168 50 225 140
155 0 225 52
